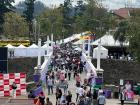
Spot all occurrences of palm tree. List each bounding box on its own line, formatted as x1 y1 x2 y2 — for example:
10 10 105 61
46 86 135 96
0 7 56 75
114 21 128 54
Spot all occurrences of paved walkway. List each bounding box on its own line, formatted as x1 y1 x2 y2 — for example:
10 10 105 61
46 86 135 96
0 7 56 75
45 71 137 105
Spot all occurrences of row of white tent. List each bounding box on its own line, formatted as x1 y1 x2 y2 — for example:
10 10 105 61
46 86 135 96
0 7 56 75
74 34 129 47
5 44 53 57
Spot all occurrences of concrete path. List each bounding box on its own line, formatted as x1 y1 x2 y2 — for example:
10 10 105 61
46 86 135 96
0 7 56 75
46 72 138 105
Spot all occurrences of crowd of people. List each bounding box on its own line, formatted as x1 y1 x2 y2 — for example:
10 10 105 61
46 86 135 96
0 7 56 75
44 43 106 105
28 43 107 105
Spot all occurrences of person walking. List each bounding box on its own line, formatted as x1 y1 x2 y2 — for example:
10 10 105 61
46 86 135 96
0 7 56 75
97 92 106 105
11 82 17 98
47 76 54 95
39 92 45 105
138 95 140 105
66 91 72 105
120 90 125 105
56 87 62 105
68 70 71 81
75 74 81 87
46 97 53 105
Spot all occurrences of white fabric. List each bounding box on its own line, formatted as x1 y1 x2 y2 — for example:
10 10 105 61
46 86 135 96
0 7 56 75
60 33 81 43
91 34 129 47
93 46 108 59
17 44 26 48
28 44 38 48
73 40 83 45
14 44 27 57
81 53 97 77
27 44 38 57
5 44 15 48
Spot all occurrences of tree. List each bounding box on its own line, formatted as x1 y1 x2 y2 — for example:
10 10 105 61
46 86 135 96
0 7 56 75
75 0 110 37
16 1 47 16
114 21 128 46
23 0 36 39
60 0 74 38
37 7 63 41
0 0 15 34
3 12 28 39
75 0 85 17
127 9 140 61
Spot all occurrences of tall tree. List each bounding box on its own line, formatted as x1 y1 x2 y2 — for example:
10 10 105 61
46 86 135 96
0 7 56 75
75 0 85 17
23 0 35 39
61 0 74 38
114 21 128 46
16 1 47 16
3 12 28 39
0 0 15 34
128 9 140 61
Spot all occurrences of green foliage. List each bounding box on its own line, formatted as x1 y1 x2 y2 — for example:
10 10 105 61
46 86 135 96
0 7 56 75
74 0 110 37
127 10 140 62
23 0 36 39
36 0 114 41
0 0 15 34
114 21 128 46
61 0 74 38
3 12 28 39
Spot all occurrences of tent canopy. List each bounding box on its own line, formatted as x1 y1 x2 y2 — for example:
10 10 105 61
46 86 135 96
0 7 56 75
5 44 15 48
41 44 48 48
17 44 26 48
28 44 38 48
94 46 108 51
93 46 108 59
91 34 129 47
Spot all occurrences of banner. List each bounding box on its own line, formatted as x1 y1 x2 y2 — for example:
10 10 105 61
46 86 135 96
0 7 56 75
80 31 96 40
0 73 26 96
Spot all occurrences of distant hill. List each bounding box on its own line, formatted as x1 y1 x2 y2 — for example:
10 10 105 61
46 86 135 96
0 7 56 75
15 1 49 16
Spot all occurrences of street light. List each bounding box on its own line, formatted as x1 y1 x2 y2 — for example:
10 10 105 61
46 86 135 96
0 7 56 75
33 18 49 44
33 19 37 44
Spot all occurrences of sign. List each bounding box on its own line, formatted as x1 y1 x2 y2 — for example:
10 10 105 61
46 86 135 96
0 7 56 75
0 73 26 96
120 79 124 86
80 31 96 40
0 40 30 46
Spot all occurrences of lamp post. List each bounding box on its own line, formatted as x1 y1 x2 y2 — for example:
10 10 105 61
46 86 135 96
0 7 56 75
86 19 104 80
33 19 37 44
33 38 42 83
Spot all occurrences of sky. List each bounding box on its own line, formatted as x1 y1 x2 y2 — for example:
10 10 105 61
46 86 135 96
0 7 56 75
14 0 140 10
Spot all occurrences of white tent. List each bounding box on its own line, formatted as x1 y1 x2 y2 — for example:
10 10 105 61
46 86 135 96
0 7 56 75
93 46 108 59
5 44 15 48
73 40 83 45
41 44 48 56
17 44 26 48
47 46 53 55
5 44 15 58
27 44 38 57
60 33 81 44
15 44 27 57
91 34 129 47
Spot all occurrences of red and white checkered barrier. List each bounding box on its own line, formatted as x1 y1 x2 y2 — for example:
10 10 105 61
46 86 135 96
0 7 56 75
0 73 26 97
